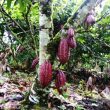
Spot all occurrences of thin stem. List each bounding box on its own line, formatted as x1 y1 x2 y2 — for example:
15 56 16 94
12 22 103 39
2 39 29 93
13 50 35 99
29 21 38 55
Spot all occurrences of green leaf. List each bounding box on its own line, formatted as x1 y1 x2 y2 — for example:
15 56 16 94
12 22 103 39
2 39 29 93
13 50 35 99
77 37 85 44
7 0 12 9
18 0 26 12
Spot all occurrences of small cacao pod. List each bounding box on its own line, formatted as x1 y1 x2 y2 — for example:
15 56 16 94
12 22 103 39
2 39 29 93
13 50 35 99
17 45 25 53
67 28 74 37
67 36 77 48
31 57 39 69
85 14 95 25
55 70 66 94
57 38 70 64
39 60 52 88
0 52 5 60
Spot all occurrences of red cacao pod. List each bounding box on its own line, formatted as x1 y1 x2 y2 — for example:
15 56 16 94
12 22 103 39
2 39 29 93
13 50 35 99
85 14 95 25
67 36 77 48
67 28 74 37
31 57 39 69
55 70 66 94
39 60 52 88
57 38 70 64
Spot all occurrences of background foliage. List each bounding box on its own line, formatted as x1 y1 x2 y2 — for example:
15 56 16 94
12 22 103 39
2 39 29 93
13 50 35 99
0 0 110 72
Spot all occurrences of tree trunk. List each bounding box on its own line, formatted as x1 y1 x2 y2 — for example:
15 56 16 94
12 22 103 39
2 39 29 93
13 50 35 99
29 0 53 104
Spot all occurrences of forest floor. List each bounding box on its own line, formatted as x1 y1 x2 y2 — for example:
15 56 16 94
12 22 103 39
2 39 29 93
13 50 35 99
0 72 33 110
0 72 110 110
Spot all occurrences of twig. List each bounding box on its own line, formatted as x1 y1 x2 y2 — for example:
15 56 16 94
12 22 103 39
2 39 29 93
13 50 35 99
2 14 23 45
25 0 33 27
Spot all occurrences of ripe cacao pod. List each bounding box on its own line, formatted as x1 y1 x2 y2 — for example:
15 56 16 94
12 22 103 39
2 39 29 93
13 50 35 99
67 28 74 37
67 36 76 48
85 14 95 25
39 60 52 88
31 57 39 69
55 70 66 94
57 38 70 64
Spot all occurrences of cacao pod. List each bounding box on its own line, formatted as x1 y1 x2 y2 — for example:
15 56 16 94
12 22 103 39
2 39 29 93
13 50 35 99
85 14 95 25
67 36 76 48
67 28 74 37
0 52 5 60
57 38 70 64
39 60 52 88
17 45 25 53
55 70 66 94
31 57 39 69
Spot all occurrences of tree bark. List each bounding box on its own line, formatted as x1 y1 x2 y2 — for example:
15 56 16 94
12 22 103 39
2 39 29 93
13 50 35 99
29 0 53 104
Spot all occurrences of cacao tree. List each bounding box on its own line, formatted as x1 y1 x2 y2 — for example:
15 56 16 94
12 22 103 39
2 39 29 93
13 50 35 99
0 0 110 106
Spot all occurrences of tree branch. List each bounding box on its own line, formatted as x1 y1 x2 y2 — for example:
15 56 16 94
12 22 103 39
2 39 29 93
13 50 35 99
53 0 101 39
